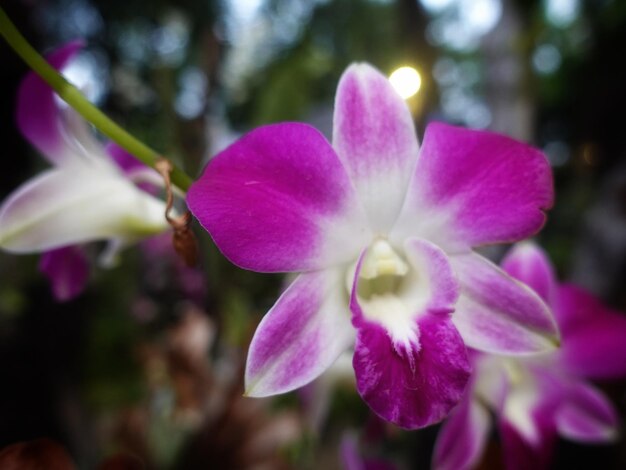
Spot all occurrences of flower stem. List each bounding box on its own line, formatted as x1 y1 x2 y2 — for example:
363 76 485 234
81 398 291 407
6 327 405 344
0 7 193 192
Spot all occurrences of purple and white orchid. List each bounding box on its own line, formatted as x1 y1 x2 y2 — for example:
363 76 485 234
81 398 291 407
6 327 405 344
0 42 169 300
433 242 626 470
187 63 558 428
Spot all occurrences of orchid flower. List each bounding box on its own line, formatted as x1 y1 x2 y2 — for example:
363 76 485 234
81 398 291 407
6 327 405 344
0 42 169 300
433 242 626 470
187 63 558 429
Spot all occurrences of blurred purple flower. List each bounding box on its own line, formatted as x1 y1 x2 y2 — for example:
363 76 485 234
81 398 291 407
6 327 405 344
341 433 397 470
39 246 90 302
140 233 207 305
0 42 169 300
188 63 557 429
433 242 626 470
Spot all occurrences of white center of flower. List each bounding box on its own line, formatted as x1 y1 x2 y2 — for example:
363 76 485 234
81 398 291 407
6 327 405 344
347 239 422 354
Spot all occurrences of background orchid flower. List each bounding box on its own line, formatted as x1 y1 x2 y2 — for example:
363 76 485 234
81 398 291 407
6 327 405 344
38 245 90 302
187 63 557 429
433 242 626 470
341 433 397 470
0 41 169 300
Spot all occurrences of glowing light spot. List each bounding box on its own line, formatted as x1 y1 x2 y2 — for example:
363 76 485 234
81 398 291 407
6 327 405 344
544 141 570 167
545 0 580 28
420 0 455 13
389 66 422 99
532 44 561 75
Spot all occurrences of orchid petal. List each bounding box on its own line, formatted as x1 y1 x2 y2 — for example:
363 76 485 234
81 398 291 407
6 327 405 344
390 123 553 252
340 434 397 470
187 123 371 273
16 41 92 166
450 253 559 354
339 434 364 470
433 394 491 470
499 418 555 470
39 246 90 302
501 379 544 448
498 373 558 470
349 240 470 429
365 461 397 470
333 63 419 233
555 382 618 443
245 268 354 397
501 242 557 305
98 237 131 268
556 284 626 379
17 41 114 170
0 168 168 252
471 353 510 412
351 314 470 429
105 142 161 194
403 237 460 316
105 142 146 173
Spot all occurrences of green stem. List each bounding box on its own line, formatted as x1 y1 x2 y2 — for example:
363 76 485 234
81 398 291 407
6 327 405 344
0 7 193 192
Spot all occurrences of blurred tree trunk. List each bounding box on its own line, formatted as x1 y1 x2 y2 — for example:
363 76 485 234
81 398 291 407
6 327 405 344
482 0 534 141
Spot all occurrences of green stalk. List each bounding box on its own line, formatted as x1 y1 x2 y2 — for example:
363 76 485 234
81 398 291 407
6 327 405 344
0 7 193 192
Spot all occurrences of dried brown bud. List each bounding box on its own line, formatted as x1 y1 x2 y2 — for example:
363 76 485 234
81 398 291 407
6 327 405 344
155 158 199 267
173 228 199 267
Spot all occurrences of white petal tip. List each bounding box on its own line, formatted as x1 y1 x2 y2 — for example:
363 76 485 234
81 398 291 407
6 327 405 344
243 381 274 398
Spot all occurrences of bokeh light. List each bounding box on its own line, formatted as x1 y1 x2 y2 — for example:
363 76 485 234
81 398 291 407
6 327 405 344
389 66 422 99
545 0 580 28
533 43 562 75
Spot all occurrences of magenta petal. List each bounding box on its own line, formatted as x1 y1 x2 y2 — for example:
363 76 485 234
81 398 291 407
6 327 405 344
105 142 159 195
340 434 397 470
39 246 89 302
349 244 470 429
556 284 626 379
392 122 553 251
555 382 618 443
245 268 354 396
17 41 84 164
501 242 557 305
451 253 559 354
364 460 396 470
555 284 619 333
352 314 470 429
187 123 370 273
105 142 145 174
499 419 555 470
433 394 491 470
339 434 363 470
404 237 459 315
333 63 419 232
